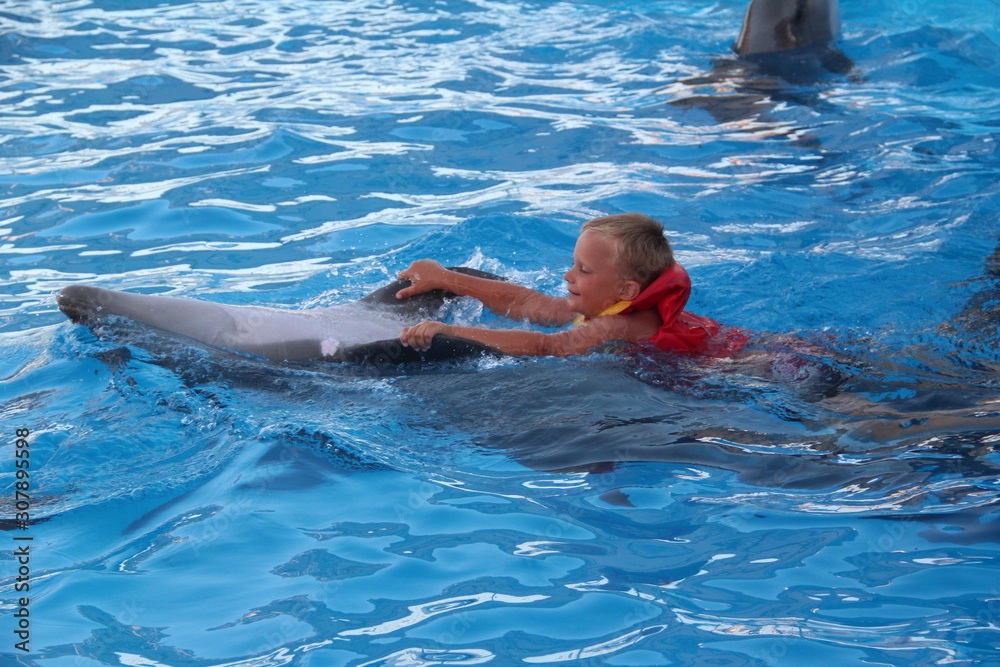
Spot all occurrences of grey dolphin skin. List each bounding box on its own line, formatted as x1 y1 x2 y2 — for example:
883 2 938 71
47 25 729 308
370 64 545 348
57 268 504 365
733 0 840 55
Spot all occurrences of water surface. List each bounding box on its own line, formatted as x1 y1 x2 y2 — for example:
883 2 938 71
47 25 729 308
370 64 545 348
2 1 999 665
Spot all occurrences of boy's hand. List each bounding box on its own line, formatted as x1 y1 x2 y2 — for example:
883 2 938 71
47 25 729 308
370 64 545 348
400 320 451 350
396 260 448 299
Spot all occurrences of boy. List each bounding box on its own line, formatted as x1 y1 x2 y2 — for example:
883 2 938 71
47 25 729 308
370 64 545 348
397 213 740 357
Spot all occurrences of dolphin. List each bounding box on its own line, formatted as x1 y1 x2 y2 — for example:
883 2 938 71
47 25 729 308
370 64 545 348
733 0 841 56
663 0 851 137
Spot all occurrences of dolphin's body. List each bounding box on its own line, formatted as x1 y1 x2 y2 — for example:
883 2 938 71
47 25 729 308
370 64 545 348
57 268 503 365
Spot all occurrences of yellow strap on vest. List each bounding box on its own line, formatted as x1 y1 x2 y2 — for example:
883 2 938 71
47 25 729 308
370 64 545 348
572 300 632 327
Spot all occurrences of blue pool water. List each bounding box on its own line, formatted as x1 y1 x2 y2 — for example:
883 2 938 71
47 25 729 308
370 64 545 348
2 0 1000 665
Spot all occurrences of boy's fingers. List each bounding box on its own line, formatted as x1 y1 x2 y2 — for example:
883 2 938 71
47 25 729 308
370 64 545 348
395 270 423 299
403 322 442 351
417 326 434 350
400 325 427 350
395 275 424 299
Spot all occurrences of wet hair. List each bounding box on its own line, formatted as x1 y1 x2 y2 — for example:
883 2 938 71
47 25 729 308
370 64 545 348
582 213 674 287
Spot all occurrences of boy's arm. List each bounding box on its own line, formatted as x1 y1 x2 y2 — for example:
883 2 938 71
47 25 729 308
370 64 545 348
401 314 643 357
396 260 575 327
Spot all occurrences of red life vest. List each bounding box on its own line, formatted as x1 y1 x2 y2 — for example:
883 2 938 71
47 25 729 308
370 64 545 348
622 263 748 355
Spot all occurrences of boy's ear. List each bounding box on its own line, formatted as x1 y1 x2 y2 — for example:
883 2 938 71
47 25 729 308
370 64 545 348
618 279 642 302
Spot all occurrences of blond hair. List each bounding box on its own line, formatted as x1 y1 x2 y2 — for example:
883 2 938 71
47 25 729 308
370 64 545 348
582 213 674 287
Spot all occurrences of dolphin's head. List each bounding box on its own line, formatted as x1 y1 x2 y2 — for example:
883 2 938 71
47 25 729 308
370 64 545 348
734 0 841 56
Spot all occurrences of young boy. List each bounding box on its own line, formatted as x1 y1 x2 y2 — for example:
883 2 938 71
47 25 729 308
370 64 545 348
397 213 739 357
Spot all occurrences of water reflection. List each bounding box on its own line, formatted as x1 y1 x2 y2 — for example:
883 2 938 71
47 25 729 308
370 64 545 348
947 240 1000 346
663 45 854 130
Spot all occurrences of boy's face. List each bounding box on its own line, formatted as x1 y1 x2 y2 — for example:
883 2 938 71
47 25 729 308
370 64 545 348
564 231 639 317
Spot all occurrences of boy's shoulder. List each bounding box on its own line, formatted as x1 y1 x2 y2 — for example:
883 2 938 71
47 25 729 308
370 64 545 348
619 308 662 338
